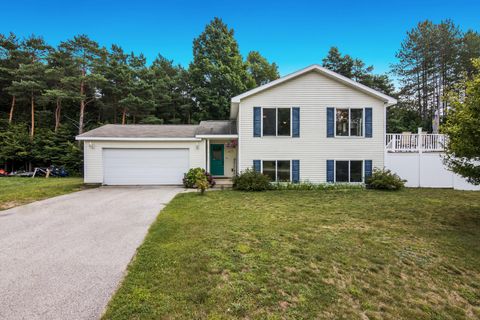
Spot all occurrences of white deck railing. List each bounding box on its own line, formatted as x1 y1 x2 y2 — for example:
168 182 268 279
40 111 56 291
385 133 447 152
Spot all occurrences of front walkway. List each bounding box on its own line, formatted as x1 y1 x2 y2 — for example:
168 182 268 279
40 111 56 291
0 186 183 320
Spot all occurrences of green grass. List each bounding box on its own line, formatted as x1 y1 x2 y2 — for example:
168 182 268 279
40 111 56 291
0 177 86 210
104 189 480 320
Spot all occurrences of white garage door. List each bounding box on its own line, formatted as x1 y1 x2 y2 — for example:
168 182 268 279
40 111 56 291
103 148 189 185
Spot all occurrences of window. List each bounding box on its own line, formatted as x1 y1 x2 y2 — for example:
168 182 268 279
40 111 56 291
336 108 363 137
335 160 363 182
262 108 291 136
262 160 291 182
262 161 276 181
263 109 276 136
278 109 291 136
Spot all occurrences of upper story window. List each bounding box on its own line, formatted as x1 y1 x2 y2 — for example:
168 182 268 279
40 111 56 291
336 108 363 137
263 108 291 136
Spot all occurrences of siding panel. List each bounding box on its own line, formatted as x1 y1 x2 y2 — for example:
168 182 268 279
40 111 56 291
238 70 385 183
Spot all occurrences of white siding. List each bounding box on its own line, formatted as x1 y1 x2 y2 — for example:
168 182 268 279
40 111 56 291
83 140 206 184
238 70 385 183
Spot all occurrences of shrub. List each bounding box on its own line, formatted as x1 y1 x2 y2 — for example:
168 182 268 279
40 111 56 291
270 181 364 191
183 168 215 188
366 169 406 190
195 171 209 195
233 168 271 191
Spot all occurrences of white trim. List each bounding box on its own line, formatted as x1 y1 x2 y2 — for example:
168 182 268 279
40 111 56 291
76 137 202 142
231 64 397 106
334 107 365 138
195 134 238 139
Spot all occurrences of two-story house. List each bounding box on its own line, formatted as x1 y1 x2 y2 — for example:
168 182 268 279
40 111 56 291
77 65 397 185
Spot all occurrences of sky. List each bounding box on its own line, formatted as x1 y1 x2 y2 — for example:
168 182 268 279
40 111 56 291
1 0 479 79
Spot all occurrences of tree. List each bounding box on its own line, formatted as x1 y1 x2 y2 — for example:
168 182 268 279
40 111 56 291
322 46 394 95
392 20 463 131
6 36 50 137
442 58 480 184
59 35 106 135
0 33 28 124
43 49 80 132
460 30 480 78
189 17 255 120
246 51 279 86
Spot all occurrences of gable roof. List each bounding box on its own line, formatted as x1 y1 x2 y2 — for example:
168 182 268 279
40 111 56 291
231 64 397 106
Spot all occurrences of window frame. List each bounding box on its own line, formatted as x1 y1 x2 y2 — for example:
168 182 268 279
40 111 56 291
261 107 292 137
334 160 364 183
334 107 365 138
261 160 292 182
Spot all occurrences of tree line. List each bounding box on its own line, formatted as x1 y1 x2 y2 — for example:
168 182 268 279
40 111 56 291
0 17 479 174
0 18 279 172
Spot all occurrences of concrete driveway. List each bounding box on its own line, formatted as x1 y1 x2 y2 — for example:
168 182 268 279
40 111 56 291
0 186 183 320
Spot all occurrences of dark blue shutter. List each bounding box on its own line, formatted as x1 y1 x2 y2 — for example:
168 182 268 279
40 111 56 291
292 160 300 183
253 107 261 137
364 160 373 180
327 108 334 137
253 160 261 172
365 108 372 138
292 107 300 137
327 160 334 182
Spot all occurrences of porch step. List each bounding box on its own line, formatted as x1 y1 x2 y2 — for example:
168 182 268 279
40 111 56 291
213 178 234 189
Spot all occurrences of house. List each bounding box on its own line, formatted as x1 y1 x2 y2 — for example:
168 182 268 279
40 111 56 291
76 64 397 185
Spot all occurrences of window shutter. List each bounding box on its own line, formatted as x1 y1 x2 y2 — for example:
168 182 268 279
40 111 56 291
253 160 261 172
327 108 334 137
364 160 372 180
365 108 372 138
292 107 300 137
292 160 300 183
326 160 334 182
253 107 261 137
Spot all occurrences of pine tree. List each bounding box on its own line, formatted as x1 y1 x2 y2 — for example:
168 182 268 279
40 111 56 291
59 35 106 135
189 17 255 120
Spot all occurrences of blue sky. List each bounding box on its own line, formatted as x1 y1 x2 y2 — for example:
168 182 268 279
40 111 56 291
1 0 479 78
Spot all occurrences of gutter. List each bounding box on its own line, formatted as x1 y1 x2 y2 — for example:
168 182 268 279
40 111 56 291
75 137 202 142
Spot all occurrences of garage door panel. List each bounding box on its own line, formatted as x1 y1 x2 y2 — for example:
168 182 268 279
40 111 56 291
103 148 189 185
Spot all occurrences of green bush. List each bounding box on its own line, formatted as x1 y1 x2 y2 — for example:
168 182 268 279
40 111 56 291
183 168 215 188
233 168 271 191
271 181 364 191
366 169 406 190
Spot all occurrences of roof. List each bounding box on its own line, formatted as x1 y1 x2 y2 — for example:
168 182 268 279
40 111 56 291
230 65 397 118
76 121 238 141
196 120 237 135
76 124 199 140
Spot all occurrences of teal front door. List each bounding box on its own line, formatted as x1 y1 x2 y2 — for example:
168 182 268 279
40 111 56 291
210 144 224 176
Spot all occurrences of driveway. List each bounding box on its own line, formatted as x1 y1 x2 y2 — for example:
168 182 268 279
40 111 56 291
0 186 183 320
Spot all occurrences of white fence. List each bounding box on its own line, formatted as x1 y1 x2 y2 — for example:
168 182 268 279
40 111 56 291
385 133 446 153
384 134 480 190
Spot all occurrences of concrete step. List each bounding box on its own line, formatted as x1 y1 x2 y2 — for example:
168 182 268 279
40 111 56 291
213 178 233 189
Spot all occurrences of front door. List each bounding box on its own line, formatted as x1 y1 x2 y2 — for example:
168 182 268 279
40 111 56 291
210 144 224 176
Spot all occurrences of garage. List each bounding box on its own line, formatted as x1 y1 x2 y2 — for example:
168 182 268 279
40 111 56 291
103 148 189 185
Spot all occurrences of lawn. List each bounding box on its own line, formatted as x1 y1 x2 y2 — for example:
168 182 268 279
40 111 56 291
104 189 480 320
0 177 86 210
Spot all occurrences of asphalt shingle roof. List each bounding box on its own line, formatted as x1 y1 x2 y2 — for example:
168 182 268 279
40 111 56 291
77 121 237 139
